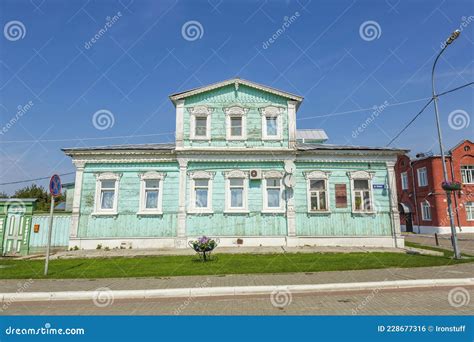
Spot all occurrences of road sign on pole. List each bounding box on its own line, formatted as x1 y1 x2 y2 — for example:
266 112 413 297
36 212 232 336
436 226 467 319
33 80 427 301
44 174 62 276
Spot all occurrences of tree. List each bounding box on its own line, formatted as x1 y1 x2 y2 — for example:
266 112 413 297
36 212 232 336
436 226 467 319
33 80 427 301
12 184 63 211
0 192 8 198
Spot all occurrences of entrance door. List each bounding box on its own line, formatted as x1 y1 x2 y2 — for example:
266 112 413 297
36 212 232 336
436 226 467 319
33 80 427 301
3 214 24 255
405 214 413 233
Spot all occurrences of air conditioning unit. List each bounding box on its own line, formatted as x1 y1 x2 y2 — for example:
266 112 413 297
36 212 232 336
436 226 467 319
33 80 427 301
250 169 262 180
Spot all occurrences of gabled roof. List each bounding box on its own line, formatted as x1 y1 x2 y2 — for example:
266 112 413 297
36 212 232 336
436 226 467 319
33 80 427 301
449 139 473 154
169 78 303 104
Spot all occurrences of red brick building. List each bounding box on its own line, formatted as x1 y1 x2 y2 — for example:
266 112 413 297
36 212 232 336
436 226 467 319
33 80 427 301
395 140 474 234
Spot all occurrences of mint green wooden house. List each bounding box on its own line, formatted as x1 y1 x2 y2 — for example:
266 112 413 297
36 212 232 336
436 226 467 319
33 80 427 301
63 79 405 250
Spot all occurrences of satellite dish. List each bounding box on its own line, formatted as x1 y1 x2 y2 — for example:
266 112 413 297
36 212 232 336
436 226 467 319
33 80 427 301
284 161 296 174
283 174 296 188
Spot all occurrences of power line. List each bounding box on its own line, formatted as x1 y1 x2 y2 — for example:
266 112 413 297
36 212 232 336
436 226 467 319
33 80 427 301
0 172 75 186
386 81 473 146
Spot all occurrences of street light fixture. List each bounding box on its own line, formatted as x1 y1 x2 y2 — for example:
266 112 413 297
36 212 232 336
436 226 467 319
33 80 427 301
431 29 462 259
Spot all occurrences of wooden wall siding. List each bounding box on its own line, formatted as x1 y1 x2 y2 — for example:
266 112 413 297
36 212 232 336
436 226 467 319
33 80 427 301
186 161 287 236
78 163 179 238
183 84 289 148
294 162 392 236
30 214 70 247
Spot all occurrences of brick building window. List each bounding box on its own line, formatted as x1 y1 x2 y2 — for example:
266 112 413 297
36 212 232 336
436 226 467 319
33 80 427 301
421 201 431 221
401 172 408 190
461 165 474 184
466 202 474 221
417 167 428 187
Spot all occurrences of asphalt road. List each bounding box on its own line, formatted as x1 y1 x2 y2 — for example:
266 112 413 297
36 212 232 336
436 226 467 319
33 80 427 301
2 286 473 315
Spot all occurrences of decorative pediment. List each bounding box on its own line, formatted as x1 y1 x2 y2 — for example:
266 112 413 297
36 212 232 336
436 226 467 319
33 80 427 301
187 106 213 116
138 171 166 180
263 170 284 179
347 170 375 180
259 105 285 117
188 170 216 179
223 105 249 116
304 170 331 180
94 172 122 181
223 170 249 179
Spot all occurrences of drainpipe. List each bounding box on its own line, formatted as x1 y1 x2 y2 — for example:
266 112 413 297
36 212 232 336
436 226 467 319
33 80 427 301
410 160 421 233
449 155 463 232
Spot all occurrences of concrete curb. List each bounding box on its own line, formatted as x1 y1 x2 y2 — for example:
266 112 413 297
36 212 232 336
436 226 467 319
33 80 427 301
1 278 473 304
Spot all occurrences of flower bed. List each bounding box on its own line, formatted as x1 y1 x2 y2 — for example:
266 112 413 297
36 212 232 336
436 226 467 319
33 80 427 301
441 181 462 191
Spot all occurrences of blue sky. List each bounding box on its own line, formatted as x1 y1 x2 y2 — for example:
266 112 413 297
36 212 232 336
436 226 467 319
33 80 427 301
0 0 473 194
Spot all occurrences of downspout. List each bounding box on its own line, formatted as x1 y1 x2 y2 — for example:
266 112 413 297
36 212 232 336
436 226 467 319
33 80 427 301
410 160 421 233
449 155 463 232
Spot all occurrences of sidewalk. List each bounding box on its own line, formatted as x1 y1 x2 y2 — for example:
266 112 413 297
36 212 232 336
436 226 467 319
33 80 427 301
1 263 472 294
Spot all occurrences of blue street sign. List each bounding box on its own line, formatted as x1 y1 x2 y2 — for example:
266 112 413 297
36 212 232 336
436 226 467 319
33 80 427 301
49 174 62 197
373 184 386 189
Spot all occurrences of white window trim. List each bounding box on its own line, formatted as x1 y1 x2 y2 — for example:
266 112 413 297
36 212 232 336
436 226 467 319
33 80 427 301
421 200 432 221
188 170 215 214
262 170 285 213
461 165 474 184
224 170 249 213
224 106 248 141
188 106 213 141
260 106 284 141
466 202 474 221
304 171 331 213
347 170 375 214
401 172 408 190
93 172 122 216
137 171 166 215
417 167 428 187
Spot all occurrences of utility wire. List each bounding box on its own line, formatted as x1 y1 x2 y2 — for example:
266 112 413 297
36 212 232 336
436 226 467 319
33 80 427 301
386 81 473 146
0 172 75 186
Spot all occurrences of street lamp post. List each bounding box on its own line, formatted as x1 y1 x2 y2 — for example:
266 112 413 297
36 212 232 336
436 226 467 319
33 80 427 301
431 29 462 259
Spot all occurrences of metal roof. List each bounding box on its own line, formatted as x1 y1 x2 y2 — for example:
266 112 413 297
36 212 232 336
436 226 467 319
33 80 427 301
297 142 407 153
296 129 328 141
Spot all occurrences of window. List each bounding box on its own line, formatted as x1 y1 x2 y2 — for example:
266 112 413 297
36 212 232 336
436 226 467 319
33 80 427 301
225 106 248 140
401 172 408 190
421 201 431 221
94 172 121 215
138 172 165 214
335 184 347 208
417 167 428 187
188 106 212 140
195 117 207 137
224 170 249 212
305 171 331 212
188 171 214 213
348 171 375 213
260 106 283 140
262 171 284 212
466 202 474 221
461 165 474 184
